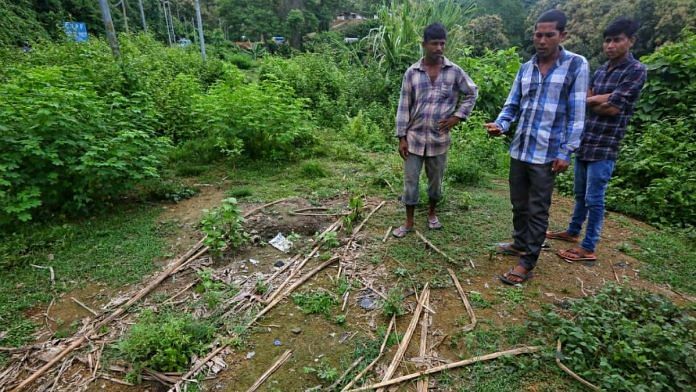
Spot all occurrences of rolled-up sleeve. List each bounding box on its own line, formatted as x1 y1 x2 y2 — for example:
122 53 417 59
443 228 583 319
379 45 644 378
395 70 413 137
454 70 478 119
607 63 647 112
495 67 523 133
558 58 589 161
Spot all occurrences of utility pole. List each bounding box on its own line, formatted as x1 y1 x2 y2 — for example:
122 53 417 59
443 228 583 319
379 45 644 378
137 0 147 32
166 0 176 42
194 0 206 61
120 0 129 33
98 0 120 58
162 0 173 45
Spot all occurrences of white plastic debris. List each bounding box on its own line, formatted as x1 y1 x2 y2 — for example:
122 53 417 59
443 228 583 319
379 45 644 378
246 351 256 360
269 232 293 252
249 258 259 265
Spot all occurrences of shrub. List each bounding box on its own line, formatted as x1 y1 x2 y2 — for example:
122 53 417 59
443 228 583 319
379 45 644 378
117 310 215 380
531 285 696 391
200 198 247 252
291 290 338 317
0 66 170 223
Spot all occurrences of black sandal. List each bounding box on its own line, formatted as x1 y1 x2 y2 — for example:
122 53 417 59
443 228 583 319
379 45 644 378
499 268 534 285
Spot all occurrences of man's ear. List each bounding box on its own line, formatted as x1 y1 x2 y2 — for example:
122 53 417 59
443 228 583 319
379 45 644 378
559 31 568 41
628 36 636 48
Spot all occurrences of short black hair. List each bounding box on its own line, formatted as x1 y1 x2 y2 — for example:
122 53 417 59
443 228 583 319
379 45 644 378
603 17 639 38
423 23 447 42
536 9 567 32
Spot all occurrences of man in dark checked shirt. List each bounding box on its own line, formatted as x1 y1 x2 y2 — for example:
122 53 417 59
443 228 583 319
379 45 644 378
392 23 478 238
547 17 647 262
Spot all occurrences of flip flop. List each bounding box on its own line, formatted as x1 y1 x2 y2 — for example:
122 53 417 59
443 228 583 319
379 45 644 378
392 226 413 238
557 248 597 262
428 216 443 230
546 230 580 243
499 268 534 285
495 242 528 257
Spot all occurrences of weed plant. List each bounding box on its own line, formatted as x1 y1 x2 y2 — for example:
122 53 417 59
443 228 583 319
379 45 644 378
200 198 248 252
291 290 338 317
382 288 406 317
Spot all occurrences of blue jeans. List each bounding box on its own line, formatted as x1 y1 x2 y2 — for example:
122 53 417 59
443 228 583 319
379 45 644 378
567 158 615 252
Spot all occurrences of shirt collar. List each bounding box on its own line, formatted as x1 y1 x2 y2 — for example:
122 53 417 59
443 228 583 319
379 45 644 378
605 52 636 70
416 56 453 71
532 46 567 67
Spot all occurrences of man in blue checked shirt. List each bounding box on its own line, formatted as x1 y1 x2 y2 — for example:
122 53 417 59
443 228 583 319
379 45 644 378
484 9 589 285
392 23 478 238
547 18 647 263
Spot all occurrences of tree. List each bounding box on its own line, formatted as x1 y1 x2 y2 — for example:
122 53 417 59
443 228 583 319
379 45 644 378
462 14 510 54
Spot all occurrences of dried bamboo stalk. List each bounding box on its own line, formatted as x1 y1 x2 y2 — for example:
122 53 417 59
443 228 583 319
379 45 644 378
377 284 430 392
556 339 600 391
415 231 456 264
341 316 395 392
382 226 392 242
447 268 477 332
163 280 199 304
352 201 386 236
243 197 292 218
11 238 206 392
71 297 98 316
417 292 430 392
263 245 320 304
245 350 293 392
347 346 542 391
169 343 228 391
328 356 364 391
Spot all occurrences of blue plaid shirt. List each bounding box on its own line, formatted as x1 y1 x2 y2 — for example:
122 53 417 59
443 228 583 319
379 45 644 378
576 54 647 161
495 48 589 164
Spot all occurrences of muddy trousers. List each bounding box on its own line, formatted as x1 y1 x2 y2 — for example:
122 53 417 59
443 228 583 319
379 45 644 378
509 158 555 271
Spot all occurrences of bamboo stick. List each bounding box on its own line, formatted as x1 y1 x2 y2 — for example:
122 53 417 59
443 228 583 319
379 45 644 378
417 292 430 392
382 226 392 242
328 356 364 391
243 197 292 218
377 284 429 392
447 268 477 332
71 297 98 316
415 231 456 264
556 339 600 391
246 350 293 392
347 346 542 391
341 316 395 392
352 201 386 236
11 238 206 392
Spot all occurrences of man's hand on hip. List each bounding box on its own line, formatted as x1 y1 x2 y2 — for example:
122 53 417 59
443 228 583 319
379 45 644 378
484 122 503 136
552 158 570 173
438 116 460 133
398 137 409 160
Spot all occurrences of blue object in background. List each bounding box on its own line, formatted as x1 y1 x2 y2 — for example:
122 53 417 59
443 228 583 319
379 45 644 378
64 22 88 42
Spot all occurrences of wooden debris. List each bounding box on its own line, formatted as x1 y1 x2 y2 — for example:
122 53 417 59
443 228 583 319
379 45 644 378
415 231 456 264
576 277 588 297
352 201 386 236
70 297 98 317
556 339 600 391
347 346 542 391
98 375 134 386
163 280 199 304
243 197 292 218
169 343 228 391
328 356 364 391
30 264 55 287
377 284 430 392
11 238 207 392
609 262 620 283
341 316 395 392
245 350 293 392
417 292 430 392
382 226 392 242
447 269 477 332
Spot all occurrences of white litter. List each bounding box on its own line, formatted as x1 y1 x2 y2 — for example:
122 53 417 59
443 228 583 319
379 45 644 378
249 258 259 265
269 232 293 252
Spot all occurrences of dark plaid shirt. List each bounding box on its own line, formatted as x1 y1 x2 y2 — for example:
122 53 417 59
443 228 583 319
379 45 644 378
576 54 647 161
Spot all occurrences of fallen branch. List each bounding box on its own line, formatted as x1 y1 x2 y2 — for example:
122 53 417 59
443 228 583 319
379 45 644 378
163 280 199 304
347 346 542 391
352 201 386 236
417 292 430 392
415 231 456 264
245 350 293 392
341 316 395 392
576 277 588 297
447 269 477 332
382 226 392 243
169 342 228 391
98 375 134 386
243 197 292 218
11 238 206 392
377 284 429 392
71 297 98 317
329 356 364 391
609 263 620 284
30 264 55 287
556 339 600 391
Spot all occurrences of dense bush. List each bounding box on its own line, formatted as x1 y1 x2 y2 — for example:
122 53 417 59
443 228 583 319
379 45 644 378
531 285 695 391
0 66 170 223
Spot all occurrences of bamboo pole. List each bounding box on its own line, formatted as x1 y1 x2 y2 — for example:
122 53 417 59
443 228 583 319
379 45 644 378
447 268 477 332
417 292 430 392
352 201 386 236
341 316 395 392
556 340 600 391
11 238 206 392
377 285 429 392
243 197 292 218
415 231 456 264
347 346 542 391
245 350 293 392
328 356 364 391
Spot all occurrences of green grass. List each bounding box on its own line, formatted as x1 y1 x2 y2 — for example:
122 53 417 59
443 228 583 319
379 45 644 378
627 227 696 294
0 206 167 348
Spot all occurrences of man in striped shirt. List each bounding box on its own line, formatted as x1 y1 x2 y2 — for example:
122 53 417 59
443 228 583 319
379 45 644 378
392 23 478 238
484 10 589 284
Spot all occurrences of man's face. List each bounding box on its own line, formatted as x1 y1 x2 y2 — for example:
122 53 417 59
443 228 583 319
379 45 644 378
533 22 566 59
603 33 634 61
422 39 446 60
